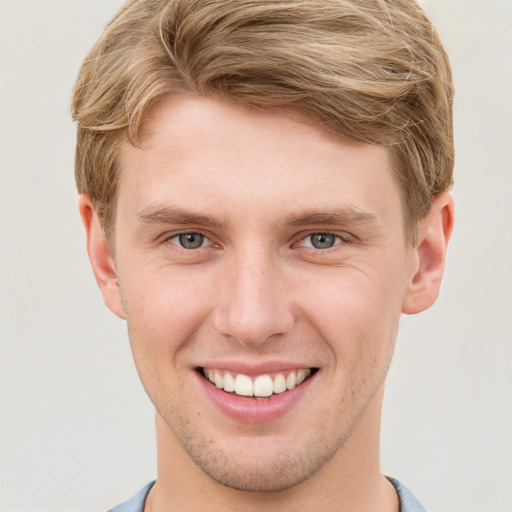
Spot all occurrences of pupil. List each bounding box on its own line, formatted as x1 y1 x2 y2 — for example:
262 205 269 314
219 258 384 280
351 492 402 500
179 233 204 249
311 233 335 249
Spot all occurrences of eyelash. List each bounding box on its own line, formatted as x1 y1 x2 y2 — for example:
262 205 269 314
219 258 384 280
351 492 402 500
296 232 347 250
166 231 212 250
163 230 349 251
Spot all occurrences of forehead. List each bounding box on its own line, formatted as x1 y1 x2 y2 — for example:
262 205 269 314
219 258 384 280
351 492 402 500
117 95 402 232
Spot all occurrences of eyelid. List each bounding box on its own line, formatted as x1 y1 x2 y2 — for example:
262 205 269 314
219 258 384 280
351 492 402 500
164 230 214 248
159 229 353 249
294 230 351 249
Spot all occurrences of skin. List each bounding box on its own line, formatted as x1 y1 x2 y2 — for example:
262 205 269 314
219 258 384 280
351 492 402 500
80 96 454 511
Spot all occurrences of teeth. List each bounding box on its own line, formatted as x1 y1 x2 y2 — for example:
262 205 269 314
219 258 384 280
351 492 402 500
273 373 287 394
203 368 313 397
214 369 223 388
253 375 273 397
234 374 254 396
223 371 235 392
296 368 310 385
286 372 296 390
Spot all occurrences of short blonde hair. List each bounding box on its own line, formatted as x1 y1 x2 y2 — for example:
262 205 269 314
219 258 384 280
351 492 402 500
72 0 454 244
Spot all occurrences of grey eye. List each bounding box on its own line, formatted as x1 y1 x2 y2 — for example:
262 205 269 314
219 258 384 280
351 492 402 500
309 233 337 249
177 233 205 249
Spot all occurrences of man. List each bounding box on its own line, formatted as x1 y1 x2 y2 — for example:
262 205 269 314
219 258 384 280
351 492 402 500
72 0 454 510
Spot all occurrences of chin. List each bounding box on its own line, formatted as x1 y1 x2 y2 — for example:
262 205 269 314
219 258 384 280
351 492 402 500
195 450 330 492
172 422 342 492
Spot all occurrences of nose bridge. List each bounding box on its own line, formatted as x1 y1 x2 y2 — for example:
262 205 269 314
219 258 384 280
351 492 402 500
214 245 294 345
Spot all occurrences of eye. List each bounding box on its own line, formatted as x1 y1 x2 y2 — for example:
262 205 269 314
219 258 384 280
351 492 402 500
169 232 209 250
300 233 343 250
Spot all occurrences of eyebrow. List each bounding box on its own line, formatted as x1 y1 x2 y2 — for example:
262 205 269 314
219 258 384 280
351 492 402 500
284 208 381 228
135 205 226 228
135 204 381 230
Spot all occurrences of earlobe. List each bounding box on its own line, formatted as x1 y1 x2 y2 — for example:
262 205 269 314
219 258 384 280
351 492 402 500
402 191 455 315
78 195 125 319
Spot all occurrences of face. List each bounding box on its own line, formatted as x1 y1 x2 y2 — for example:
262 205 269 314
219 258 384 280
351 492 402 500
106 96 419 491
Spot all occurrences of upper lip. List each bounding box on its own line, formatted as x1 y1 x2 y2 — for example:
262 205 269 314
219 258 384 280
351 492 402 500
197 360 317 376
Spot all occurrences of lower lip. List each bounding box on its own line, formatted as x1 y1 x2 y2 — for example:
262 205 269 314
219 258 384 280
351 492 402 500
197 371 316 423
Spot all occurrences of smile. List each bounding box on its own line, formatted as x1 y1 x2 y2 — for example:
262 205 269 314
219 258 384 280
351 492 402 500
201 367 316 398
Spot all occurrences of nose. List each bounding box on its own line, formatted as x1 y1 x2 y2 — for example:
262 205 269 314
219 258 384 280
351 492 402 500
212 249 295 347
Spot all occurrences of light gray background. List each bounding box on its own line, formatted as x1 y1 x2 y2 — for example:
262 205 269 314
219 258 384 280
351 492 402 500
1 1 511 511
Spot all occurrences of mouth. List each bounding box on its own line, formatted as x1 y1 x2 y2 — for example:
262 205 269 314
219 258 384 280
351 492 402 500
200 367 319 399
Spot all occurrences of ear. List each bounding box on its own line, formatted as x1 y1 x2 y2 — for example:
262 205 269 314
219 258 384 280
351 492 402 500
78 195 125 319
402 191 455 315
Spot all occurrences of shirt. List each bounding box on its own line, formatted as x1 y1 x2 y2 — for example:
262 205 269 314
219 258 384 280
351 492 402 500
108 477 427 511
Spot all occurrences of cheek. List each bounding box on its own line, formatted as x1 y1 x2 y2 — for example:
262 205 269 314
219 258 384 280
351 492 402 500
301 259 404 319
118 264 215 366
298 263 404 365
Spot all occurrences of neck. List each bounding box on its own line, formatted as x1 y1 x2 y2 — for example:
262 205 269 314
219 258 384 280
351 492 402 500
146 387 398 512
